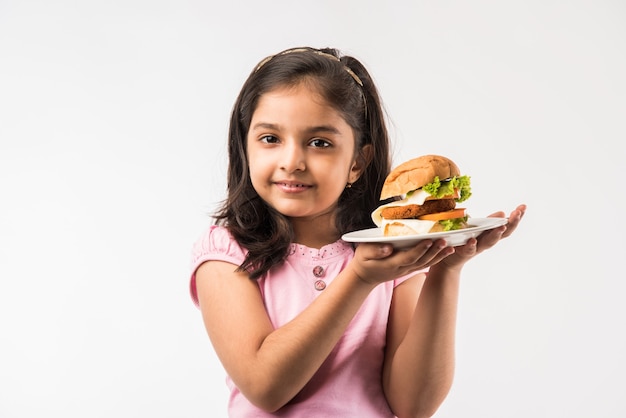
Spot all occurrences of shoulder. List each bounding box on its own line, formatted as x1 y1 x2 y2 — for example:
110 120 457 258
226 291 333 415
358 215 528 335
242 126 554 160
189 225 248 307
191 225 247 270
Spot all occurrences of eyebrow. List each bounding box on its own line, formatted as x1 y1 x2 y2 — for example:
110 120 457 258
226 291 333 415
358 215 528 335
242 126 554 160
250 122 342 135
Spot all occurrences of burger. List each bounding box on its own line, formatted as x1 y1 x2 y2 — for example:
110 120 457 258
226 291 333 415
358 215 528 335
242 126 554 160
371 155 472 236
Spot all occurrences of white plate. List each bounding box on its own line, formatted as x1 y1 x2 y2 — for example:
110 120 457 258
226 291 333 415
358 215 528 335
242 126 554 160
341 217 508 249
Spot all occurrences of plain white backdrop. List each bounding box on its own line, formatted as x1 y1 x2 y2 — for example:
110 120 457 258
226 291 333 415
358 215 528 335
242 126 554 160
1 1 625 417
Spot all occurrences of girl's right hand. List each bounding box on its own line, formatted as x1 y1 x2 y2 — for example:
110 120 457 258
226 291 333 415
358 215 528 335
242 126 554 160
350 239 454 285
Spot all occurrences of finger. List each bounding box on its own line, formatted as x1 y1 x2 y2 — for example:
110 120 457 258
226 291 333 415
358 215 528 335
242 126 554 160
488 204 526 221
394 239 453 268
358 243 394 260
452 237 478 258
476 225 507 249
393 240 435 266
488 210 506 218
502 217 520 238
501 206 526 238
412 239 455 266
425 244 456 265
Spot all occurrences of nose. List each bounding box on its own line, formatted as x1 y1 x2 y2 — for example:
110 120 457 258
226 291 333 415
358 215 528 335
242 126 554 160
280 141 306 173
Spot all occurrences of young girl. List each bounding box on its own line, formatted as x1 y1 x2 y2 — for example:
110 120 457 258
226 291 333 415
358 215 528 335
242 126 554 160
189 47 526 417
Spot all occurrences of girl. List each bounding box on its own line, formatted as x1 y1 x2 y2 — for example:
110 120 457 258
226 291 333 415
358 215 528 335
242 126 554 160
190 47 526 417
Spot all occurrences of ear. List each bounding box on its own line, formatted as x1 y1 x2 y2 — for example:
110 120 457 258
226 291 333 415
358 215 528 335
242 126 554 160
348 144 373 184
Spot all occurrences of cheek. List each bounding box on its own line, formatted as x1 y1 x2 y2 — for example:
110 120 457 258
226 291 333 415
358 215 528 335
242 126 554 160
323 164 351 194
247 157 275 198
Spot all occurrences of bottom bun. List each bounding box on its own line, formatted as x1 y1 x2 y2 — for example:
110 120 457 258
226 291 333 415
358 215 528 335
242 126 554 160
383 220 436 237
383 219 469 237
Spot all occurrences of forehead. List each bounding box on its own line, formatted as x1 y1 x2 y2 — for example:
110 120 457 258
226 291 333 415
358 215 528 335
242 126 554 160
253 84 345 123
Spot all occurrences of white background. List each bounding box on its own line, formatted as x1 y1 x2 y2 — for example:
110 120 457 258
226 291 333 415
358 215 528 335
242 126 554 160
1 1 625 417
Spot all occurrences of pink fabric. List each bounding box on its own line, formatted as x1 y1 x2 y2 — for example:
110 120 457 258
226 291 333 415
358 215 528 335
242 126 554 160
190 225 419 417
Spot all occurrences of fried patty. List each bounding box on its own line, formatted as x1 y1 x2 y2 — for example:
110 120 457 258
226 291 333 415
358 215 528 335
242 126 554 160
381 198 456 219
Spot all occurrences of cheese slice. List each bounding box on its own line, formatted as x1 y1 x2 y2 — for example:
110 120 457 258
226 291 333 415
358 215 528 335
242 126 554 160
371 189 431 227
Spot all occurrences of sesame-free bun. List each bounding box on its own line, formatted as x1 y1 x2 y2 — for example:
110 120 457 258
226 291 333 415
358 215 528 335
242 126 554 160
383 220 446 236
380 155 461 200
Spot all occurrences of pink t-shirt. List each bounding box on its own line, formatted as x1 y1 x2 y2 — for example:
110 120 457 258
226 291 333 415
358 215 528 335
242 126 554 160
190 225 416 417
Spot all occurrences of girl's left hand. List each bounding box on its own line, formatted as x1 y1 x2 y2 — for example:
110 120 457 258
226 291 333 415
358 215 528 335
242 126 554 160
437 204 527 270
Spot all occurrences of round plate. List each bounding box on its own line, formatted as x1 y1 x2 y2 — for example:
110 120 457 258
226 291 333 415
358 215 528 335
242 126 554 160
341 217 508 249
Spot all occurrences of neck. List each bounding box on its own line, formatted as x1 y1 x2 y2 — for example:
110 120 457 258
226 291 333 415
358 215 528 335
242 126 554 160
289 213 340 249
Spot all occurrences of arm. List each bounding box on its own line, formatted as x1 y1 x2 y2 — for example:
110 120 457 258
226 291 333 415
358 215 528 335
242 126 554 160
195 239 451 412
195 260 374 412
383 267 460 418
383 204 526 418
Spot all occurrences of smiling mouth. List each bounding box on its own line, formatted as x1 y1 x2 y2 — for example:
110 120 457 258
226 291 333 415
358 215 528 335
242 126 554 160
275 181 312 192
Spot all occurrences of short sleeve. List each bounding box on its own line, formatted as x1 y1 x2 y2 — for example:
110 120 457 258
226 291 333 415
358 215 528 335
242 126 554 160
189 225 248 307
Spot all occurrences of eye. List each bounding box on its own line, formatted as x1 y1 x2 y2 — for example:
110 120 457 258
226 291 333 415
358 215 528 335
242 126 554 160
310 138 331 148
259 135 279 144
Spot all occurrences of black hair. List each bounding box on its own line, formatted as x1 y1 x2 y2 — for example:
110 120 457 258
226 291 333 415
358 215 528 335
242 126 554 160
213 47 392 279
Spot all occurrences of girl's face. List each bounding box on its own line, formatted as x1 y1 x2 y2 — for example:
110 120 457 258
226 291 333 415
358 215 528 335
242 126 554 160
247 83 364 222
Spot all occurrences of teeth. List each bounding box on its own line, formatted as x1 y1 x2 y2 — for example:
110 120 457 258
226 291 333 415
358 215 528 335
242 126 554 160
277 182 308 188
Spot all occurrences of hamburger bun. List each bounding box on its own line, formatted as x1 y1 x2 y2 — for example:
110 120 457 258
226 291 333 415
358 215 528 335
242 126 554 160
383 219 449 237
380 155 461 200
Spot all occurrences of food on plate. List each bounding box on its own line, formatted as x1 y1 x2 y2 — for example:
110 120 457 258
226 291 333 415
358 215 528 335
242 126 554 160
372 154 472 236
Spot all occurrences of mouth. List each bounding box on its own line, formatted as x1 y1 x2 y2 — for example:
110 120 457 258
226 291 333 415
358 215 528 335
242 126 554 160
274 180 312 193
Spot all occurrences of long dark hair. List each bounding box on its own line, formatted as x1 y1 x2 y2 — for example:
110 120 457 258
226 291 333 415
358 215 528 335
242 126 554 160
214 47 392 279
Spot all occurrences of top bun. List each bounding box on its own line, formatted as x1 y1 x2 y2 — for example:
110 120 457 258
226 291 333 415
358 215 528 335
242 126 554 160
380 155 461 200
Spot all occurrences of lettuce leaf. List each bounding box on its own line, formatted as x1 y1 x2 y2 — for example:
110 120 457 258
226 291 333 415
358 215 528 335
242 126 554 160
438 216 469 231
423 175 472 203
